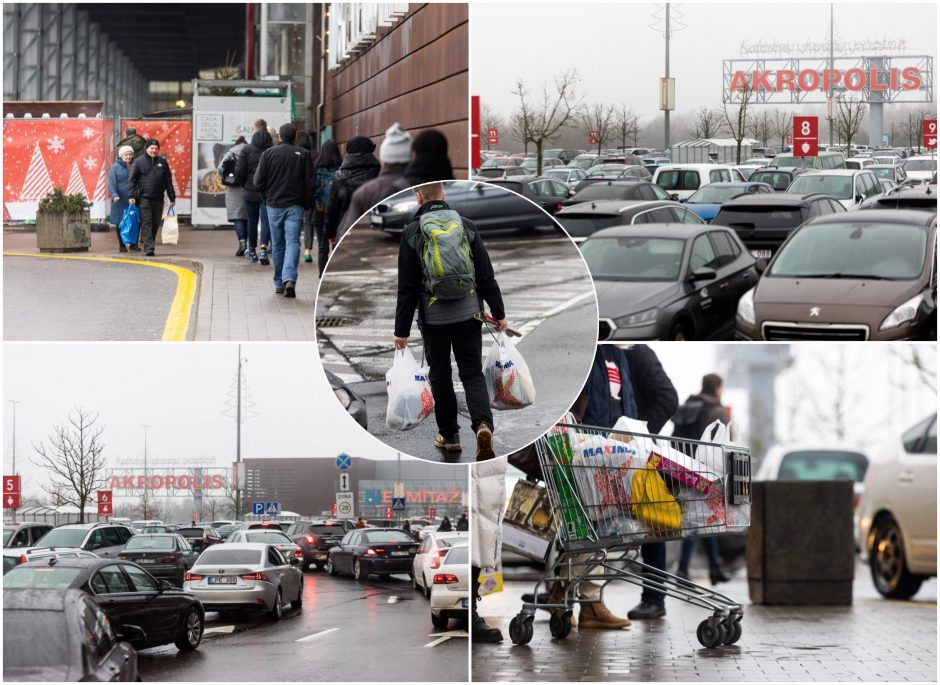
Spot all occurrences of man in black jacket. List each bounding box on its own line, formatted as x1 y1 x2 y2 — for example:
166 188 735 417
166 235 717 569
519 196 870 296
235 129 274 264
324 136 380 243
253 124 315 298
128 139 175 256
393 182 508 461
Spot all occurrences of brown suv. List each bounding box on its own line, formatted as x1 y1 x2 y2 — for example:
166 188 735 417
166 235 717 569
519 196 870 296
735 210 937 341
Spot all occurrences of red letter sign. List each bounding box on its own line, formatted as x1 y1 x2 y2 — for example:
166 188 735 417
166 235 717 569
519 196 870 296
486 128 499 146
923 119 937 149
97 490 113 516
793 116 818 157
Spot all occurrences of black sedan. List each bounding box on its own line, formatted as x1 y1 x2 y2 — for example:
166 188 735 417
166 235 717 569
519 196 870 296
117 533 199 587
4 557 205 652
327 528 420 580
326 369 368 428
581 223 758 340
369 180 561 234
4 589 139 682
486 176 572 215
555 199 704 243
562 179 673 207
176 525 225 554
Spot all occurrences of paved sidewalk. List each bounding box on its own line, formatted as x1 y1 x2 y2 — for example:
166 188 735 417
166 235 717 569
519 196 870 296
3 225 319 341
474 562 937 682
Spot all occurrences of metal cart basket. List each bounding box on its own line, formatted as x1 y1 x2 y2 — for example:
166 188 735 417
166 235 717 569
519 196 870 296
508 421 752 648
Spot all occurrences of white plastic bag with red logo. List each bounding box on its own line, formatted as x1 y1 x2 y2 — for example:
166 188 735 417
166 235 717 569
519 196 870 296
385 348 434 431
484 333 536 410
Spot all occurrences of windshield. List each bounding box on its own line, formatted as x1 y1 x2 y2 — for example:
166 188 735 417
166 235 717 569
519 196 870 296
770 155 813 168
872 168 896 180
581 236 685 281
123 535 174 551
361 530 415 544
587 165 626 178
787 175 853 199
656 169 700 191
713 206 803 230
244 531 292 544
443 546 469 565
4 566 83 589
4 609 70 668
556 215 623 238
544 170 570 181
216 524 241 535
571 185 634 202
481 158 510 168
310 525 345 536
749 171 793 191
905 160 937 172
778 450 869 481
197 548 262 565
34 529 86 548
2 529 12 545
769 222 927 279
687 186 747 204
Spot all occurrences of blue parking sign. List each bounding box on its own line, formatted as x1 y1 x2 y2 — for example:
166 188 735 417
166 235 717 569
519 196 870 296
252 502 264 515
336 453 352 471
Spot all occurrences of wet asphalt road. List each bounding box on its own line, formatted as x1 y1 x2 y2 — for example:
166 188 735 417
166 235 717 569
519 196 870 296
4 255 176 340
316 227 599 462
137 568 467 682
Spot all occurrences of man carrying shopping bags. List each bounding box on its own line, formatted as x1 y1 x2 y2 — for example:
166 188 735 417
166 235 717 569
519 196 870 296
128 139 175 257
393 182 508 461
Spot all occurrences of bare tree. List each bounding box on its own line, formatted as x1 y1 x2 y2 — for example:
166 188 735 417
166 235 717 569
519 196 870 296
722 83 754 164
747 110 774 147
509 109 532 154
771 109 793 151
689 107 722 139
834 96 868 153
614 106 640 149
480 103 504 151
580 103 615 154
31 407 109 523
891 346 937 394
512 70 582 175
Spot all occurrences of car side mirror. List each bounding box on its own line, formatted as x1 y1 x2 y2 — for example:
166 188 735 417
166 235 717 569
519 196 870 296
290 556 302 567
856 194 863 202
669 193 679 201
679 197 688 203
755 258 768 275
157 579 171 592
118 624 147 643
689 267 717 282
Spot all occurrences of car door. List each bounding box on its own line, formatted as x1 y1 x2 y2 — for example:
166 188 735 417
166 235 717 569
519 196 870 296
897 415 938 569
90 564 151 644
271 546 300 600
176 535 197 570
335 532 355 573
122 563 179 645
685 234 723 336
707 230 751 329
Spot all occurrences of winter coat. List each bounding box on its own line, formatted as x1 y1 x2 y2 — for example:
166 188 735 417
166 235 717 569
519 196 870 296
128 154 175 202
672 393 730 440
336 165 407 237
324 152 381 239
221 143 248 222
236 130 274 203
455 515 469 532
253 142 316 209
107 158 131 226
117 133 148 159
472 457 506 569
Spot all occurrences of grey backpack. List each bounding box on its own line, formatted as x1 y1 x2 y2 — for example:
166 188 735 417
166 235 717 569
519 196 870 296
417 209 476 305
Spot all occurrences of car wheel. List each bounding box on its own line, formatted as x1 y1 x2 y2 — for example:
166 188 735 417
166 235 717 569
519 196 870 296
268 589 283 621
869 516 924 599
431 612 449 630
669 319 691 341
413 574 422 592
353 558 369 581
327 557 339 576
291 580 304 610
174 608 203 651
424 572 432 599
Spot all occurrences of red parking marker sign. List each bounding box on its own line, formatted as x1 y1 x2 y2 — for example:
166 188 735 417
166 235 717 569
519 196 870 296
97 490 112 516
3 474 20 494
923 119 937 149
486 128 499 146
471 96 481 169
793 116 818 157
4 491 20 509
589 130 600 145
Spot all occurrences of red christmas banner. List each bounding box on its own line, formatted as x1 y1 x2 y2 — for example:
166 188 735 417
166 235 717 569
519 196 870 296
3 118 114 221
121 119 193 214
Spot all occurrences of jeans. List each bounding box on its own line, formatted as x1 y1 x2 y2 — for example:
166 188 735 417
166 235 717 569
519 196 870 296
313 210 330 276
266 204 303 287
640 542 667 605
678 536 721 569
138 198 164 253
423 317 493 438
233 218 248 244
244 200 266 249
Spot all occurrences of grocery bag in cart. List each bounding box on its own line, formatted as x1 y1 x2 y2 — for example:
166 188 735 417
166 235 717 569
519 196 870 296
384 348 434 431
543 417 594 540
484 332 536 410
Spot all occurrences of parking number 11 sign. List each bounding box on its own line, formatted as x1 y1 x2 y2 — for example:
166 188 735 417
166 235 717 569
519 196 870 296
793 116 818 157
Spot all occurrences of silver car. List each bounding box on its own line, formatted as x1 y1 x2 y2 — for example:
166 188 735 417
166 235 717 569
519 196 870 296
226 529 302 562
183 543 303 620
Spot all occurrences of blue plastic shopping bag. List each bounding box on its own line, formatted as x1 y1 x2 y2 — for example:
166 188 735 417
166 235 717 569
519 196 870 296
119 205 140 245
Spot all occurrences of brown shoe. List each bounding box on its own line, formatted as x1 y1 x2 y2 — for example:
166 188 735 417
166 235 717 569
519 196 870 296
578 602 631 630
434 433 462 452
476 422 496 461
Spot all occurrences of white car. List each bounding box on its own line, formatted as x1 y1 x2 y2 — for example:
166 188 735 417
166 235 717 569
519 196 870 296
903 156 938 185
543 167 587 187
652 164 745 200
412 531 469 598
429 544 469 629
785 169 882 209
858 413 937 599
131 519 163 532
226 529 302 562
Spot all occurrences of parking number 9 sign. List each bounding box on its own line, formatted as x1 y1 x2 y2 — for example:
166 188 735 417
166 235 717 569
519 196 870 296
923 119 937 149
793 116 818 157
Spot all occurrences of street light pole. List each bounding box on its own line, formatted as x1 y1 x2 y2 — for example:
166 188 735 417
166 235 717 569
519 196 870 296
828 2 834 148
235 345 243 520
141 424 150 519
664 3 671 152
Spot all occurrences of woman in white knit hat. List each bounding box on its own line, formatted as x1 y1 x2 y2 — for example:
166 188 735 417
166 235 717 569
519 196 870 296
108 145 137 252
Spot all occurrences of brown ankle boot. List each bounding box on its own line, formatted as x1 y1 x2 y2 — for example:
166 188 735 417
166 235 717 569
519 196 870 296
578 602 632 629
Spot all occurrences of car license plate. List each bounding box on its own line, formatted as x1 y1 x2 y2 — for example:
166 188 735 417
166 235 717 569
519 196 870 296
370 214 383 225
391 550 410 557
137 558 154 564
750 249 772 259
208 576 236 585
461 598 469 608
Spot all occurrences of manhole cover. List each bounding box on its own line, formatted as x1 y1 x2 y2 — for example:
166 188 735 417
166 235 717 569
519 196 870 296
316 316 359 327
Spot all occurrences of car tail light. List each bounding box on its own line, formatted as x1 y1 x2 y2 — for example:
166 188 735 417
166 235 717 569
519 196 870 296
554 203 563 212
365 548 377 556
239 572 270 582
433 573 459 584
305 535 316 544
160 556 176 563
293 549 303 558
184 572 204 582
853 493 860 510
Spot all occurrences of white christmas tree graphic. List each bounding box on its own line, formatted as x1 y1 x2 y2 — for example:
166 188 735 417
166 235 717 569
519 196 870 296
66 162 87 198
93 162 108 201
20 143 55 200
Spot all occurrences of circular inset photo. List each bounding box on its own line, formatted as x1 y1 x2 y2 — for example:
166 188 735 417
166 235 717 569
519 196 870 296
316 180 599 463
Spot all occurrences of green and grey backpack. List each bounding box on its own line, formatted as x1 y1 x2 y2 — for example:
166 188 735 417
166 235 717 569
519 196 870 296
417 208 476 306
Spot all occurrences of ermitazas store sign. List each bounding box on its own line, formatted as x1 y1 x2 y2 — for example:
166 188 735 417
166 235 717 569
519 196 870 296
728 66 924 93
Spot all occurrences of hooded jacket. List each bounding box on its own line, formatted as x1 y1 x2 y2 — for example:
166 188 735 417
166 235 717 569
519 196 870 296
128 153 175 202
324 152 381 239
336 164 408 237
236 130 274 203
252 139 316 209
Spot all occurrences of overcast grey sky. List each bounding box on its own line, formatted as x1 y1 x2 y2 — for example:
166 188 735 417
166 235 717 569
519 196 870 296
472 2 937 119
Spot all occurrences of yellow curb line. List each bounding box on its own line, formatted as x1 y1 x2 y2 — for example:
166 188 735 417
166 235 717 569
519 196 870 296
3 252 197 341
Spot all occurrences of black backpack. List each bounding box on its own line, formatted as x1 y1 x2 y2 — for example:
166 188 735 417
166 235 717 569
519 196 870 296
671 398 709 440
220 153 239 187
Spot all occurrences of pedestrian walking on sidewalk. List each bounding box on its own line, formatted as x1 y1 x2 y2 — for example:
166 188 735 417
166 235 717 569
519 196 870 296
108 146 137 252
437 516 453 532
337 123 412 237
294 130 319 266
456 512 469 531
117 126 147 160
128 139 175 256
394 182 508 461
220 136 249 257
236 129 273 263
309 140 341 275
324 135 380 244
253 123 315 298
400 129 455 186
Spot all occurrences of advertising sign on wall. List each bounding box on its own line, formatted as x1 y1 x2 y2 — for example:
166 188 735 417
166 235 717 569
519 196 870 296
121 119 193 215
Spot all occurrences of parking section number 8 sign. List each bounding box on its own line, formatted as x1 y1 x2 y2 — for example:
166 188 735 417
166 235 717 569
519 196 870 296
793 116 818 157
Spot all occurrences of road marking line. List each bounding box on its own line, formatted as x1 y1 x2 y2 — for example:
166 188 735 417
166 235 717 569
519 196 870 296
3 251 198 341
425 636 451 647
203 625 236 635
388 596 399 604
296 627 341 642
517 289 596 337
424 630 468 647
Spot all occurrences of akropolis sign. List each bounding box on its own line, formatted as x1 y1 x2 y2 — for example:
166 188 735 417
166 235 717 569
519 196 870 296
728 66 924 94
108 473 227 492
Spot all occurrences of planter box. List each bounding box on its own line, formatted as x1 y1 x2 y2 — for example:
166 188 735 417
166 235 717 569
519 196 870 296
36 211 91 252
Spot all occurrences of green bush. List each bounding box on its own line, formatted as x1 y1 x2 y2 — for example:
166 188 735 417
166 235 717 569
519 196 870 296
37 187 92 215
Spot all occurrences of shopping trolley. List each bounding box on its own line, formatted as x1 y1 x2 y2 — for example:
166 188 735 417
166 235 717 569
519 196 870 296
508 420 752 648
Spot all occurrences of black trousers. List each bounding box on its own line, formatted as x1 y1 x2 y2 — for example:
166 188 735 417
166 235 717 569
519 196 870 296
313 211 330 277
138 198 164 253
640 541 667 605
423 318 493 438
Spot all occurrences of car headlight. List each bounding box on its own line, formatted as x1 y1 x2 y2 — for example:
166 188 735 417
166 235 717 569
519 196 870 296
391 201 418 213
334 387 352 409
736 287 756 326
614 308 659 328
879 292 925 331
